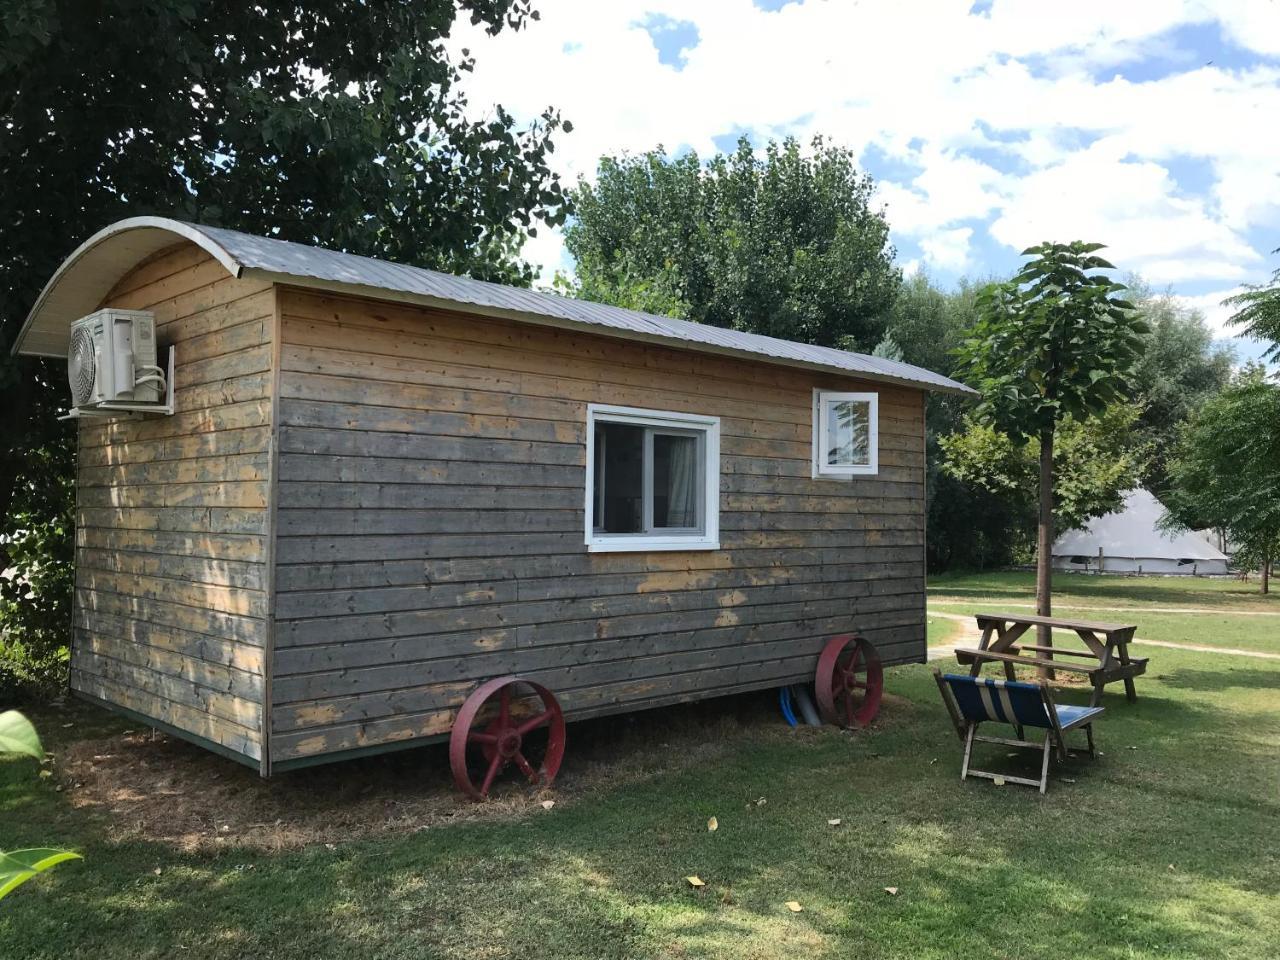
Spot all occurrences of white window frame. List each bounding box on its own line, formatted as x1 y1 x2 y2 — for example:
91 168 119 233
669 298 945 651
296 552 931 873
585 404 720 553
812 390 879 478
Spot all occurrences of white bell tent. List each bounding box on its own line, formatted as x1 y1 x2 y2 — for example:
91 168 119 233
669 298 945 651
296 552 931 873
1052 488 1230 576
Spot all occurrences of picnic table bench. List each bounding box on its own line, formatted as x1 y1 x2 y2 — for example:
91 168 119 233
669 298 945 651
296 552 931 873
954 612 1148 707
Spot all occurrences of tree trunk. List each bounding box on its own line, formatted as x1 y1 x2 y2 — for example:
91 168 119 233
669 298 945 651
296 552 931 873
1036 428 1055 679
1263 551 1270 595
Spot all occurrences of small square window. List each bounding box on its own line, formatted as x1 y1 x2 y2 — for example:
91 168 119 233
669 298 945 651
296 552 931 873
586 405 720 552
813 390 878 477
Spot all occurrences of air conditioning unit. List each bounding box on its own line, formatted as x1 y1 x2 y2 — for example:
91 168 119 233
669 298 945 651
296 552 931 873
66 309 169 414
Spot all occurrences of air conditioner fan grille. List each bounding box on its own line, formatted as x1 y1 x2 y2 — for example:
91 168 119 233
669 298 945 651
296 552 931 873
69 326 96 406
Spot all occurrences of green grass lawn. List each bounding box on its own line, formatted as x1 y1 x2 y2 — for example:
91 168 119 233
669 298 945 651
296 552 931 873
3 574 1278 959
930 571 1280 654
930 570 1279 611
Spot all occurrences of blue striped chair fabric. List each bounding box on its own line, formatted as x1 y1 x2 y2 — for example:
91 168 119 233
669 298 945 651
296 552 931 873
938 674 1103 731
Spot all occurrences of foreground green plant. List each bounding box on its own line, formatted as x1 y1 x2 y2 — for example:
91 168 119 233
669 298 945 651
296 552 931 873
0 711 80 901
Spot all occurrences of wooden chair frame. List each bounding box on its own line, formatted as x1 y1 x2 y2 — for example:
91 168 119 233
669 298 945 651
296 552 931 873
932 670 1100 795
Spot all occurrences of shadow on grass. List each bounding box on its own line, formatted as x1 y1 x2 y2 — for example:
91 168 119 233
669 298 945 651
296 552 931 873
7 723 1272 960
2 650 1280 957
3 660 1278 959
1157 666 1280 693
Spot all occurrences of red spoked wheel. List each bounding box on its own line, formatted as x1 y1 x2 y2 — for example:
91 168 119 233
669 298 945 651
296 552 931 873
449 675 566 801
815 634 884 728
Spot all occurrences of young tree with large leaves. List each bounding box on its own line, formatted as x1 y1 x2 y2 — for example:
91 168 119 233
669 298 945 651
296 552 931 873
955 242 1148 642
1223 249 1280 361
1161 367 1280 594
0 0 571 693
564 136 900 350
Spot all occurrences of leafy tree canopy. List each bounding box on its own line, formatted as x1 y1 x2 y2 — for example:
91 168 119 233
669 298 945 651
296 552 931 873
954 241 1147 623
957 242 1148 442
0 0 570 693
878 272 984 379
1127 282 1235 496
1223 249 1280 361
2 0 571 304
940 404 1149 540
1162 366 1280 591
564 136 900 350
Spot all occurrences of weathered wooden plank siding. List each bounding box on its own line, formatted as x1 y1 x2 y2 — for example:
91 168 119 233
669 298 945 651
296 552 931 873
271 288 927 763
71 244 272 763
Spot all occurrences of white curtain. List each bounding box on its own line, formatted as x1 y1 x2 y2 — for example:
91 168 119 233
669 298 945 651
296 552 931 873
665 435 698 528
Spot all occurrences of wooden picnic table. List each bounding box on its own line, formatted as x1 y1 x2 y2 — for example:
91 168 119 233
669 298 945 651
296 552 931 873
953 612 1148 707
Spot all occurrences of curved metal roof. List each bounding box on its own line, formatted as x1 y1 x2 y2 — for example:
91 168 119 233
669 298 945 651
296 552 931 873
14 217 976 396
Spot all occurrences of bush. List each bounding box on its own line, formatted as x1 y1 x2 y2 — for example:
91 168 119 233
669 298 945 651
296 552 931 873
0 441 74 701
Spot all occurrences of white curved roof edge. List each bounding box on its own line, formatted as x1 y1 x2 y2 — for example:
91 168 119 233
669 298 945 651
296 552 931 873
13 217 977 396
12 218 245 358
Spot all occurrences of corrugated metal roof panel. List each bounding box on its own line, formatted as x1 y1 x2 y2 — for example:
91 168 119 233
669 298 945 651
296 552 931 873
15 217 977 396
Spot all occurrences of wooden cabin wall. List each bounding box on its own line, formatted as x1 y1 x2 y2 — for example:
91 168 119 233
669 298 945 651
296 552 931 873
71 245 275 764
269 287 928 765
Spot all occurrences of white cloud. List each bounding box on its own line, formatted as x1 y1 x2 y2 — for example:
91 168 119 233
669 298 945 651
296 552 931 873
520 226 571 289
989 143 1261 283
1207 0 1280 56
1171 286 1249 336
450 0 1280 293
921 227 975 272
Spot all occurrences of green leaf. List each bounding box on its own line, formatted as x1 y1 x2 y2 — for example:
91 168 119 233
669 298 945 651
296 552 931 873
0 711 43 761
0 849 82 900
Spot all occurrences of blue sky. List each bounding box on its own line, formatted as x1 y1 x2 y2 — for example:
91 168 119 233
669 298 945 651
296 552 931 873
455 1 1280 363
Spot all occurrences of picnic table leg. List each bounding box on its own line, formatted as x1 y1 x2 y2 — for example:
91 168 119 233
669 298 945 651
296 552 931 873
1116 628 1138 702
970 624 994 678
1038 628 1056 682
1089 674 1106 707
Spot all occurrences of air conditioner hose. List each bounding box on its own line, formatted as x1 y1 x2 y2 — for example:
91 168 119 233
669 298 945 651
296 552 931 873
790 684 823 726
779 686 799 727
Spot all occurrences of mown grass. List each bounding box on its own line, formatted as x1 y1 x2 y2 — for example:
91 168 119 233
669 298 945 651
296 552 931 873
2 575 1278 959
929 570 1278 611
930 571 1280 653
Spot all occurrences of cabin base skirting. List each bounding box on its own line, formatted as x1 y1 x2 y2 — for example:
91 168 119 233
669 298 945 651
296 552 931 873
269 647 924 773
71 689 263 772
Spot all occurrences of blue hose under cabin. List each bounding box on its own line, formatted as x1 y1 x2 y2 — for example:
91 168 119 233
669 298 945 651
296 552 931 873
779 686 799 727
779 684 823 727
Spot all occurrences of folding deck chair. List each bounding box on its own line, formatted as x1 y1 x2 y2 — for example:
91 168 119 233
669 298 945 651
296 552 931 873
932 670 1104 794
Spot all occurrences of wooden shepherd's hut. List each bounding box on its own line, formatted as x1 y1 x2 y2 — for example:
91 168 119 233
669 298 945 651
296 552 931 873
12 218 974 786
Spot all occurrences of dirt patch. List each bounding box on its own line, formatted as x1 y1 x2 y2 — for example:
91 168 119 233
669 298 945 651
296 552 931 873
55 690 912 853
